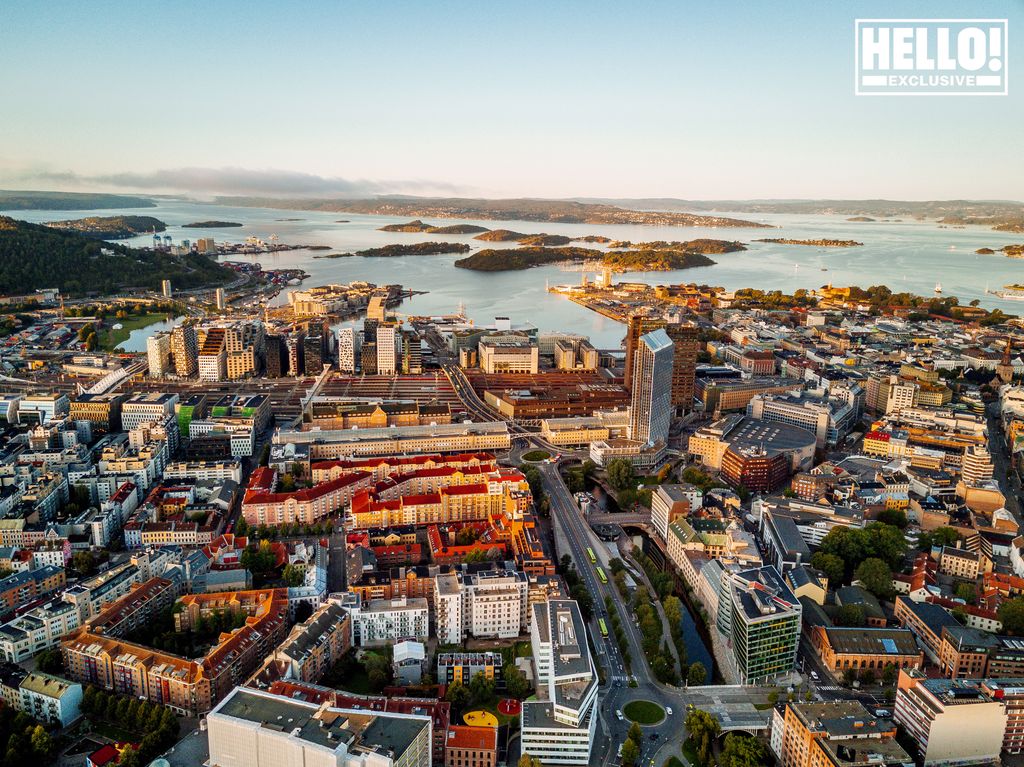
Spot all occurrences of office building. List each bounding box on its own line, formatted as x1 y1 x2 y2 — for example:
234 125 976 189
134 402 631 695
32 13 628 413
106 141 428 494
520 600 598 765
367 294 388 323
772 700 910 767
650 484 702 541
477 335 539 374
305 332 328 375
264 334 287 377
361 341 378 375
628 328 674 446
377 324 398 375
215 287 226 311
402 330 423 374
718 565 801 684
121 393 179 431
287 332 306 376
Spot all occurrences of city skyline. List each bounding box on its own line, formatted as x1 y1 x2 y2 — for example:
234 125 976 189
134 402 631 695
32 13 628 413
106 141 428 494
1 0 1021 201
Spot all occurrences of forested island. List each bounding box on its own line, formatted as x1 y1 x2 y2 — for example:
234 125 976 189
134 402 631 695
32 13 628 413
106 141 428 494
474 231 588 246
454 246 716 272
847 216 876 222
0 216 234 295
0 189 155 210
183 220 243 228
475 230 526 241
753 238 863 247
426 224 490 234
608 239 746 254
379 220 433 232
314 241 471 259
44 215 166 239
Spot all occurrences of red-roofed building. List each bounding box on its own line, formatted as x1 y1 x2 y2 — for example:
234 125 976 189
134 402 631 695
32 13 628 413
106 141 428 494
445 725 497 767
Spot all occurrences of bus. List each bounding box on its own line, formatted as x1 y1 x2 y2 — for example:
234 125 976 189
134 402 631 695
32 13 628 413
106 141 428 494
586 547 597 564
598 618 609 637
596 566 608 584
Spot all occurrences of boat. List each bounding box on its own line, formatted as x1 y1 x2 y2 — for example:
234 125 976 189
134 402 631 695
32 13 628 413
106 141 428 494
993 285 1024 300
934 282 943 294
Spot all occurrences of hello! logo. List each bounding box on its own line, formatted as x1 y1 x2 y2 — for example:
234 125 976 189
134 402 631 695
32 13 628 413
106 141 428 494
856 19 1008 95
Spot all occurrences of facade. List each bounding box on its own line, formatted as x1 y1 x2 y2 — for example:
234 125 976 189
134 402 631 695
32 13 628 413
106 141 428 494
338 327 359 373
521 600 598 765
628 328 674 446
18 671 83 727
650 483 701 541
349 597 429 647
477 336 539 374
376 324 398 375
171 324 198 377
434 569 529 645
275 602 352 684
717 565 801 684
810 627 923 677
772 700 909 767
146 333 171 378
436 652 504 686
207 687 432 767
445 725 497 767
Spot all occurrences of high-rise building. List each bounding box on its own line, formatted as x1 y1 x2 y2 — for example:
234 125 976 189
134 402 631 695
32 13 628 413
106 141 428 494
664 320 699 415
198 328 227 382
402 330 422 374
337 327 360 373
146 332 171 378
286 333 305 377
160 279 172 298
215 287 226 311
170 324 198 377
623 314 662 393
304 333 327 375
361 341 378 375
376 324 398 375
520 599 598 765
264 334 286 377
962 444 995 487
628 328 674 446
717 565 801 684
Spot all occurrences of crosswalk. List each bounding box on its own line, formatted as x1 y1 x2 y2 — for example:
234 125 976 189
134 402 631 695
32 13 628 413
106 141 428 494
815 684 842 692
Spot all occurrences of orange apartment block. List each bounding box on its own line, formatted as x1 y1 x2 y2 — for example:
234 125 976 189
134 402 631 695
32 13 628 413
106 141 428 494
444 725 497 767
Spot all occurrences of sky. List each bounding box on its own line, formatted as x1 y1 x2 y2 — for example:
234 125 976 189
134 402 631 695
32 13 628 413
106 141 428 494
1 0 1022 200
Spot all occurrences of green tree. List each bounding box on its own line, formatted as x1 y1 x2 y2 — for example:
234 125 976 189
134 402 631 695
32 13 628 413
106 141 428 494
35 648 63 674
29 725 52 759
955 582 977 604
518 757 543 767
810 552 845 586
685 708 721 767
876 508 908 529
445 681 471 713
116 747 142 767
919 526 960 552
282 564 305 587
628 721 643 744
836 604 866 627
71 550 97 576
620 738 640 767
607 458 635 491
998 596 1024 635
855 557 895 600
720 733 768 767
504 663 530 698
468 671 496 706
687 661 707 686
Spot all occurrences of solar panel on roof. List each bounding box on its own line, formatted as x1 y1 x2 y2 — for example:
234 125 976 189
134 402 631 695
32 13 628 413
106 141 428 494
881 638 898 654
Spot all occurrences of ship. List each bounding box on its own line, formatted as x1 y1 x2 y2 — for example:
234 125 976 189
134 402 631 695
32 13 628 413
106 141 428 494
991 285 1024 301
934 282 942 294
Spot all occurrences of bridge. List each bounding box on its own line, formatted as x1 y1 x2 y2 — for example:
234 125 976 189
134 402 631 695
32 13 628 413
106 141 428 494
587 509 652 527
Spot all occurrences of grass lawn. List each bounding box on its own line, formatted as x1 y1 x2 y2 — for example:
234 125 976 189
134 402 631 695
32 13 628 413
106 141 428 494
91 720 142 743
522 450 550 462
682 737 699 765
623 699 665 725
100 312 171 350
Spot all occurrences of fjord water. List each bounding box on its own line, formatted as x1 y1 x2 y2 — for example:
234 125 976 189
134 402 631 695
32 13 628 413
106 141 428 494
11 200 1024 348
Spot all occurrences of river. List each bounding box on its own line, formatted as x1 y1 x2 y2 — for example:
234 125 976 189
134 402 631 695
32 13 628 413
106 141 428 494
10 199 1024 348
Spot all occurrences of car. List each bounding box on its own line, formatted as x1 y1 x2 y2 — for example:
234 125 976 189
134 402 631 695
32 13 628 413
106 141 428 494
616 710 624 721
810 671 819 681
875 709 892 718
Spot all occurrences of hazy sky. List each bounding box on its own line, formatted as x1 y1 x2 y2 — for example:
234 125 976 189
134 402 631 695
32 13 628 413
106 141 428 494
1 0 1021 200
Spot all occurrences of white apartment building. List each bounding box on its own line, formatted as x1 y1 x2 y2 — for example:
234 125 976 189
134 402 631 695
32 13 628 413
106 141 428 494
434 569 529 645
349 596 429 646
0 598 81 662
337 326 360 373
650 483 702 541
18 672 82 727
164 460 243 483
376 324 398 375
521 600 598 765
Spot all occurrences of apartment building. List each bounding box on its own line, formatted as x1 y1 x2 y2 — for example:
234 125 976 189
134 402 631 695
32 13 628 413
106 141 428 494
275 421 513 460
275 602 352 684
436 652 504 686
772 700 909 767
650 483 702 541
434 568 529 645
349 597 429 647
18 672 83 727
445 726 497 767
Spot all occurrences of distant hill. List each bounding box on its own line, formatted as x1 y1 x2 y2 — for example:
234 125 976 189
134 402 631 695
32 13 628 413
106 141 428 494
44 215 166 239
0 216 234 296
217 196 771 228
0 190 155 211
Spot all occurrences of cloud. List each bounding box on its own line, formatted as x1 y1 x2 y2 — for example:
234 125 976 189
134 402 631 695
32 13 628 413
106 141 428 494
3 165 467 199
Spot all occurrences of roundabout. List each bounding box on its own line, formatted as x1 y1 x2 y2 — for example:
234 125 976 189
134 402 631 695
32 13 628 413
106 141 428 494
623 699 666 726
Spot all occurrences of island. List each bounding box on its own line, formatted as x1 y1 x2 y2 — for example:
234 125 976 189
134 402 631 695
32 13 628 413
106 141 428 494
976 247 996 254
573 235 612 243
334 219 350 223
305 245 332 250
518 234 572 246
379 220 433 232
314 242 471 259
1002 245 1024 257
474 229 526 241
454 245 717 272
426 224 490 234
847 216 876 222
752 238 863 247
219 196 772 228
43 215 166 239
0 216 233 295
183 220 244 228
609 239 747 254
